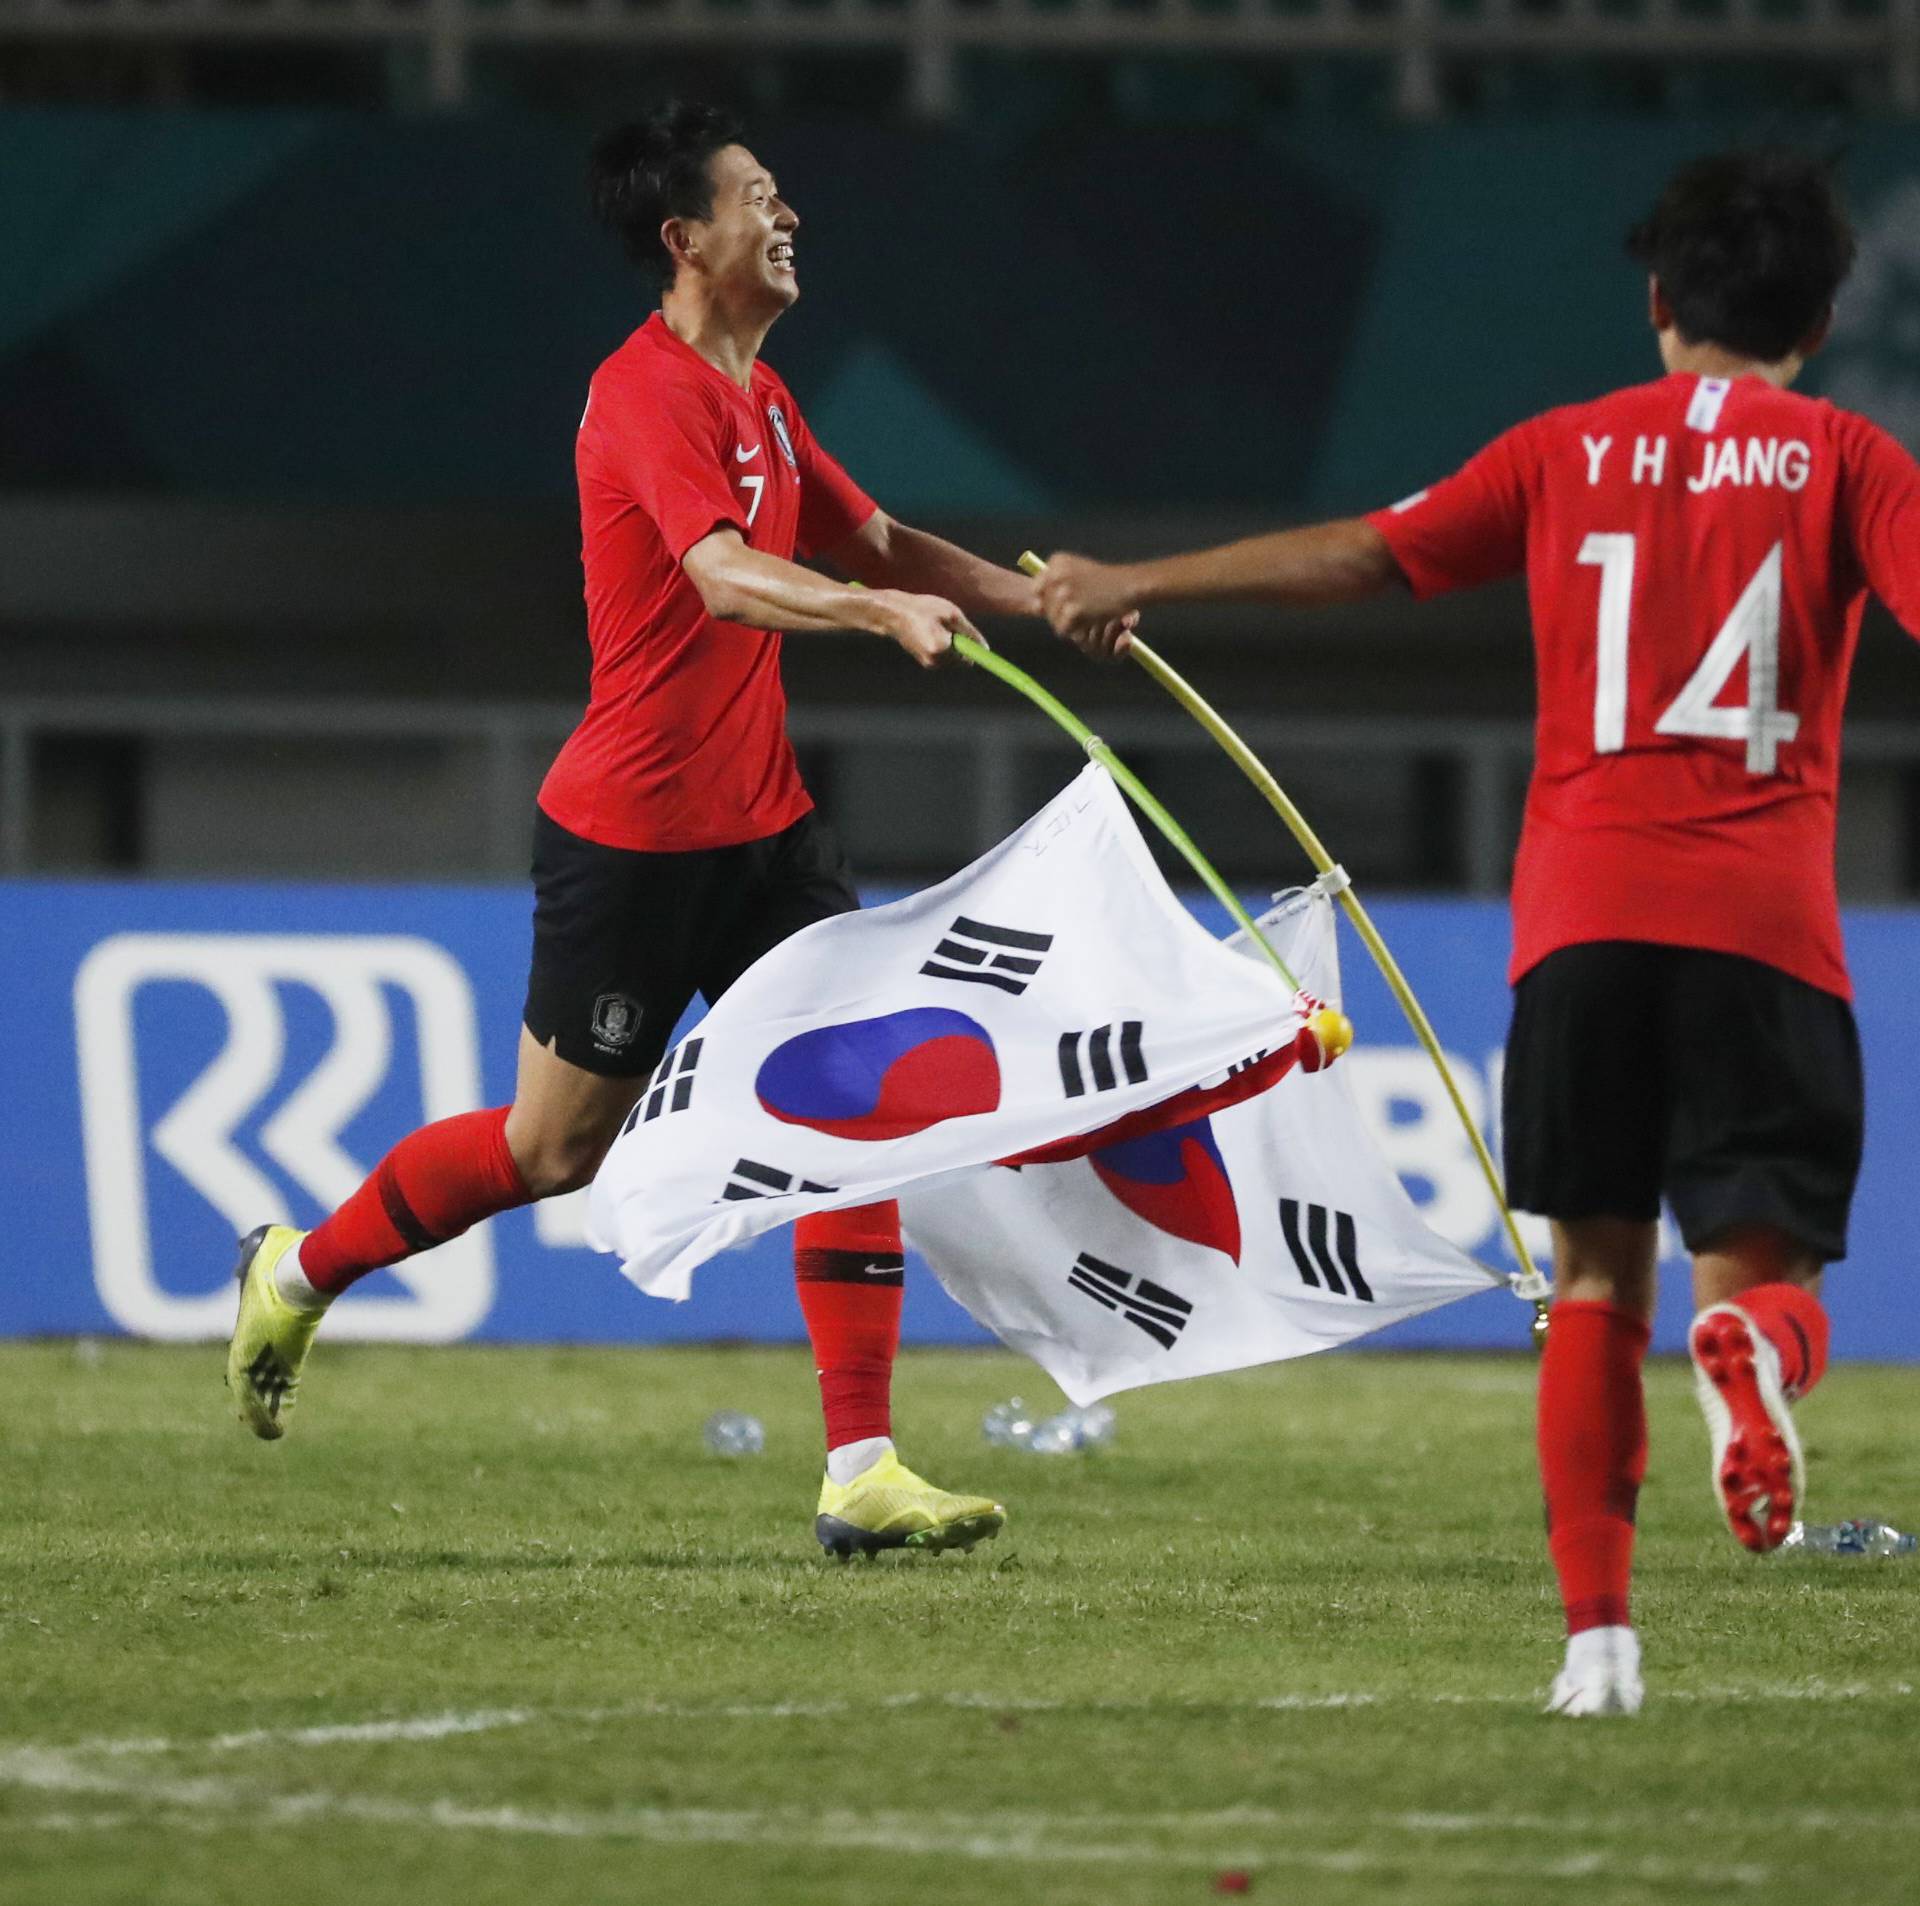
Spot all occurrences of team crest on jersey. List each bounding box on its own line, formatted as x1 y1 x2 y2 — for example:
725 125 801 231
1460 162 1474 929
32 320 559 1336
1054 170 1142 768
592 992 644 1052
766 404 799 469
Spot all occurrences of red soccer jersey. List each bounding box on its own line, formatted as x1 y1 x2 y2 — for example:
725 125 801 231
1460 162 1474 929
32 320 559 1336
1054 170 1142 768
1368 372 1920 999
539 312 878 852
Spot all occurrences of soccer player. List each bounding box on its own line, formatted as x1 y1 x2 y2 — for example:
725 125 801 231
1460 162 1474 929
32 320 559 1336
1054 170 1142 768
1033 149 1920 1711
228 101 1119 1558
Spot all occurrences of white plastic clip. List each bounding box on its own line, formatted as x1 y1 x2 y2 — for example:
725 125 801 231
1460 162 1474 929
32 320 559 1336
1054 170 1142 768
1308 864 1353 901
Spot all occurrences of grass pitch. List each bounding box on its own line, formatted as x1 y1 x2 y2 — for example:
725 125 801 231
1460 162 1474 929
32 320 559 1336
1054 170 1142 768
2 1341 1916 1906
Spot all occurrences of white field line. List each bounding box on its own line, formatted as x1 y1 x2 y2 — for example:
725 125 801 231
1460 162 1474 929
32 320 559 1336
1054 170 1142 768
37 1677 1918 1767
207 1708 534 1753
14 1811 141 1833
2 1740 1909 1846
0 1753 1776 1886
7 1691 1920 1868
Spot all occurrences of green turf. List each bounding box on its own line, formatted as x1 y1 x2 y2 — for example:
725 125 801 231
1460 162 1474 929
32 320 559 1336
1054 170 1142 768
2 1342 1916 1905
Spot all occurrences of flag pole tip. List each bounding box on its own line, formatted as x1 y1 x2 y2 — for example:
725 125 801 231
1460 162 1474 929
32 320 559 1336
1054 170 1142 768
1299 1007 1353 1073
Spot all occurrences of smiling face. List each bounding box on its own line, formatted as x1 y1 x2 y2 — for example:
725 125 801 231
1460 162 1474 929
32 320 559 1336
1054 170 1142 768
669 143 799 314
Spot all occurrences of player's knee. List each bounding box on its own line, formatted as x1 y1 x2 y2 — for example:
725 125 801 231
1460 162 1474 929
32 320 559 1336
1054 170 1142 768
1550 1217 1659 1318
505 1120 612 1199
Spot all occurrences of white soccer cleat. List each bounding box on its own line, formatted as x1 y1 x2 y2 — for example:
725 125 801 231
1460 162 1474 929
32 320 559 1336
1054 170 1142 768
1689 1302 1804 1553
1546 1625 1644 1717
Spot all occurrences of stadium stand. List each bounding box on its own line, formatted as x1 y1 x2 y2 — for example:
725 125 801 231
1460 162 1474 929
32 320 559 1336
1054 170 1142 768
2 24 1919 887
2 2 1916 117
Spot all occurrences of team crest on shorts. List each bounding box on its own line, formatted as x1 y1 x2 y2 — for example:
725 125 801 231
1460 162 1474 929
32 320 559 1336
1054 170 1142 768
765 403 798 469
591 992 643 1051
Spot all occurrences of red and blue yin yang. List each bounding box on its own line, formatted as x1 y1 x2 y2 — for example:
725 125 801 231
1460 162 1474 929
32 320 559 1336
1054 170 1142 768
755 1008 1001 1141
1089 1116 1240 1263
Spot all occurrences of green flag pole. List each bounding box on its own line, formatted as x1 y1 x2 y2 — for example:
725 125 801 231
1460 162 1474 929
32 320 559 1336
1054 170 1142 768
944 630 1301 994
1017 554 1548 1326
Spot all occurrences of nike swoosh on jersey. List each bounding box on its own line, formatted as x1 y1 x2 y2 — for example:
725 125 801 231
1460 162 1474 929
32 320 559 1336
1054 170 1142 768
735 444 763 462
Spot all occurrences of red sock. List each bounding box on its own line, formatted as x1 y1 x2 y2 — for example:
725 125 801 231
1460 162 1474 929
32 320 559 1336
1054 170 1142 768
1538 1299 1651 1636
795 1204 904 1450
300 1107 531 1296
1733 1281 1831 1400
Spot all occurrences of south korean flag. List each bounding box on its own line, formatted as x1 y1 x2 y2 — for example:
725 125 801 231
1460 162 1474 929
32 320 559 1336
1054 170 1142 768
587 766 1314 1300
899 890 1497 1403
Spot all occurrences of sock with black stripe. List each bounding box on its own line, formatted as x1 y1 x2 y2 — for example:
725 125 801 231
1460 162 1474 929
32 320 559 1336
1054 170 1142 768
1732 1281 1831 1400
795 1204 905 1458
291 1106 530 1300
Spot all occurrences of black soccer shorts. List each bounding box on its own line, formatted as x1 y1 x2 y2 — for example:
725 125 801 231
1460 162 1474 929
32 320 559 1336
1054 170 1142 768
521 806 861 1078
1501 939 1864 1262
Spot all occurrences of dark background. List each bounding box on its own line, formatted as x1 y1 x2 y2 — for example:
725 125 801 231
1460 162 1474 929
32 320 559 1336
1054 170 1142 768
4 19 1919 893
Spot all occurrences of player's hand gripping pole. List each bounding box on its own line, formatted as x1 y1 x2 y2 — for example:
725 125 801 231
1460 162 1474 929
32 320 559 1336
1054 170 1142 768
1018 553 1551 1337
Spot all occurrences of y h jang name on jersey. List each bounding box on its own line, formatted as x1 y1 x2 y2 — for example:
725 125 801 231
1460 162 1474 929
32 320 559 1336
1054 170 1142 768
1579 432 1814 494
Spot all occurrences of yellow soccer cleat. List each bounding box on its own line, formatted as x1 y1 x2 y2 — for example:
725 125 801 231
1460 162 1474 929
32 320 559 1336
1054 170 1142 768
815 1450 1005 1560
225 1225 324 1441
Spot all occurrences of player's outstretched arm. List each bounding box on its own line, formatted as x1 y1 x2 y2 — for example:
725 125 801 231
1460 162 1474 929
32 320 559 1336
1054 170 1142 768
828 511 1036 621
1038 519 1405 656
831 511 1139 658
681 528 967 668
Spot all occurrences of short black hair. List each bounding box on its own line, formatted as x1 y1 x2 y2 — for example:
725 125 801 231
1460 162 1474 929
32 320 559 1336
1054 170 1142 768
1626 147 1856 362
589 101 746 281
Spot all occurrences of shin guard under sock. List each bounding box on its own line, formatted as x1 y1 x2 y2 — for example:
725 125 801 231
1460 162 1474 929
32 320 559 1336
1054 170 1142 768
795 1203 904 1451
1732 1281 1831 1400
299 1107 530 1296
1538 1299 1651 1637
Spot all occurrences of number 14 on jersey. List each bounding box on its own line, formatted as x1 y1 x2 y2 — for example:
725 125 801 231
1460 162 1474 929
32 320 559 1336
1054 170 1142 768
1578 534 1799 774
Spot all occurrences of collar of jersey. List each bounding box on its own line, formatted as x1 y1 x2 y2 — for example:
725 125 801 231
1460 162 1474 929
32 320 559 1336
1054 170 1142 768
645 311 764 403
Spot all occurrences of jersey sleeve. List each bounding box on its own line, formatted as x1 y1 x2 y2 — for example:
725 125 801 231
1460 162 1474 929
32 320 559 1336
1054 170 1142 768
784 398 878 558
1364 420 1537 599
1838 414 1920 638
588 365 748 561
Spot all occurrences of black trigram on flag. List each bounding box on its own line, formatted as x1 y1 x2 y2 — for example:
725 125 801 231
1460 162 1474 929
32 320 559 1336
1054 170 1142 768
1279 1199 1375 1302
920 915 1054 995
1065 1251 1193 1349
641 1038 702 1123
722 1158 839 1203
1225 1047 1272 1078
1058 1021 1148 1097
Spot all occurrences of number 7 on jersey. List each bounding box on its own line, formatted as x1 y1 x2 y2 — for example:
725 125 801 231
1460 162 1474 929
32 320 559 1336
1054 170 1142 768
1578 534 1799 774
